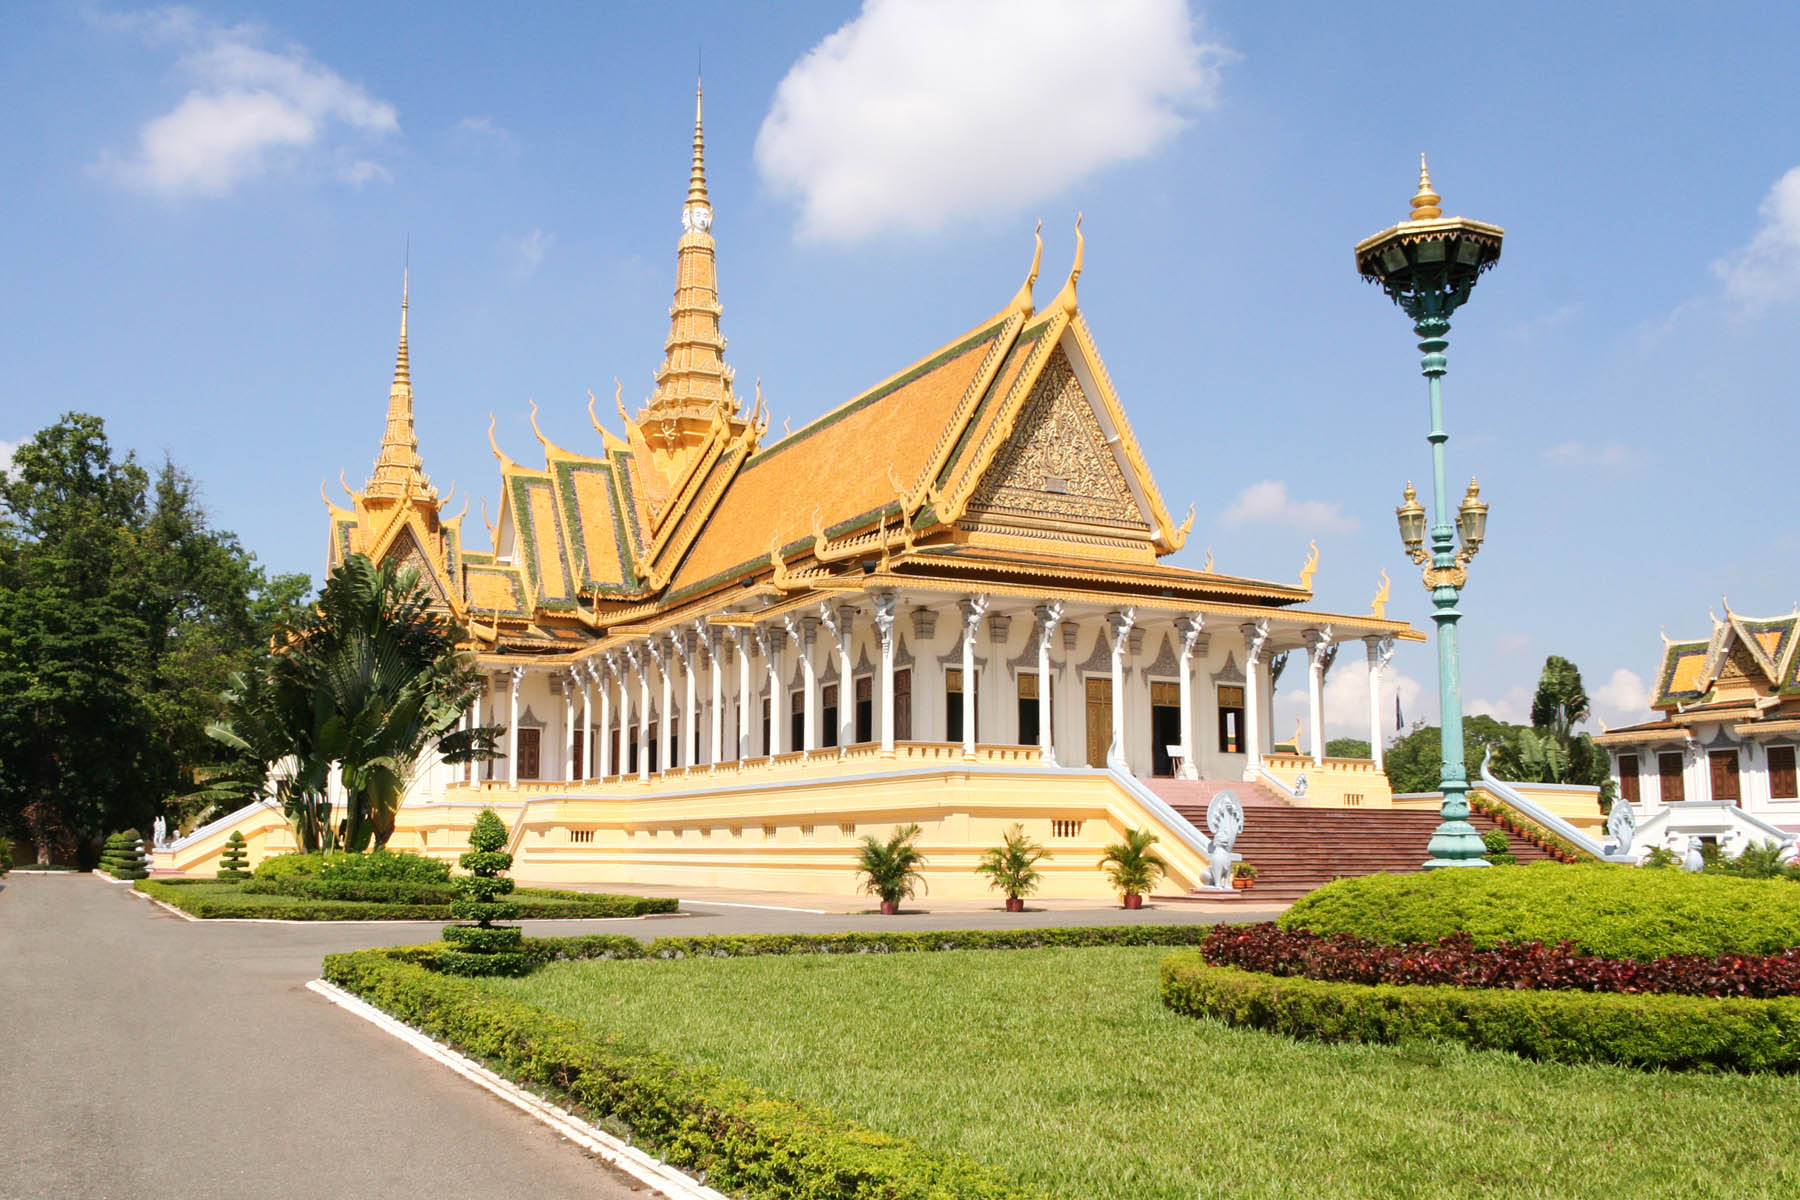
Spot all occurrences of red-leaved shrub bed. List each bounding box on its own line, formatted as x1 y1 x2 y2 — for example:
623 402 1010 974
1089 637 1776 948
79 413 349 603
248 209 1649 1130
1202 923 1800 1000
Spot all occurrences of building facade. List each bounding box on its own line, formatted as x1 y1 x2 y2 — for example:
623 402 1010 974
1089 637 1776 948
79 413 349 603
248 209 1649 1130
1597 604 1800 855
160 88 1421 896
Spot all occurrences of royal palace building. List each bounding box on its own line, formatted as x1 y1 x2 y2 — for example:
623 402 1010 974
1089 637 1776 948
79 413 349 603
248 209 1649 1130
159 88 1426 896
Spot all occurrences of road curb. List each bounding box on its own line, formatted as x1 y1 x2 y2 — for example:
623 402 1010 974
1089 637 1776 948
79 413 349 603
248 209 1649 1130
305 978 729 1200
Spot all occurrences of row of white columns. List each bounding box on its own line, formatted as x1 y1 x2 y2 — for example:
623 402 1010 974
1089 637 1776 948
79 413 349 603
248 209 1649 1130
471 603 1398 784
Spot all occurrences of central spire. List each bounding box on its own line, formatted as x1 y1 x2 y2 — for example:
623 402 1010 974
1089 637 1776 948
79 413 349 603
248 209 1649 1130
366 267 434 500
644 77 736 438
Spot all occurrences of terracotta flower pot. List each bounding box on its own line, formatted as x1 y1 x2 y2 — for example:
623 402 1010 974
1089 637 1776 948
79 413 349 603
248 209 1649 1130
1122 893 1144 910
1004 897 1024 912
879 900 899 915
1232 876 1254 890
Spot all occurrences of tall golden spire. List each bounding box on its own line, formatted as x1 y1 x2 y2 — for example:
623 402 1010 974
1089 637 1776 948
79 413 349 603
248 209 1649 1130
644 77 736 446
365 267 435 500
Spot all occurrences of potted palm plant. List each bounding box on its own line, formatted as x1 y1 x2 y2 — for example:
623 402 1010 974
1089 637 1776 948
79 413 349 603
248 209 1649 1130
975 823 1051 911
1231 860 1258 890
856 822 927 914
1098 827 1168 909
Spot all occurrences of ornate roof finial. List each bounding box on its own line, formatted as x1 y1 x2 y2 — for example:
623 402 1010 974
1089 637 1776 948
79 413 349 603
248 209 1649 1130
1053 213 1084 315
1410 153 1442 221
687 76 708 214
395 264 410 386
1009 219 1044 313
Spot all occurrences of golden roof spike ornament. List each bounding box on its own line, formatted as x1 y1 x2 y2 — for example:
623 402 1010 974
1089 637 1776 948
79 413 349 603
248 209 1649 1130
1409 153 1442 221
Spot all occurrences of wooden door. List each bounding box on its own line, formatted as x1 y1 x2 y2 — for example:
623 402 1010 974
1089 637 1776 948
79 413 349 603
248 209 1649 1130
1709 751 1741 805
517 727 541 780
893 668 912 740
1085 677 1111 768
1658 752 1685 804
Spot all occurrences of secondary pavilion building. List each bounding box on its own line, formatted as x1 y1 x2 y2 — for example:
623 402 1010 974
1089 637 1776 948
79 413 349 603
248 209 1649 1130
1597 603 1800 856
160 87 1422 897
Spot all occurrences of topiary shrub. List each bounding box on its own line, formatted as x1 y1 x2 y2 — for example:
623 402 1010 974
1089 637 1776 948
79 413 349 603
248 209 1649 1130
215 831 251 880
1280 863 1800 960
98 830 149 880
439 808 525 975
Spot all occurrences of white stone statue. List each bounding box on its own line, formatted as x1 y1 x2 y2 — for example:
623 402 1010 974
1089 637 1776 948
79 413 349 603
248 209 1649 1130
153 817 167 849
1605 799 1636 857
1682 836 1705 874
1293 773 1309 797
1200 790 1244 890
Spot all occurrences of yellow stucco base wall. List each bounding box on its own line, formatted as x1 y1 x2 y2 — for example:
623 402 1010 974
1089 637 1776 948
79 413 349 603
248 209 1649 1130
1260 754 1395 808
154 758 1214 900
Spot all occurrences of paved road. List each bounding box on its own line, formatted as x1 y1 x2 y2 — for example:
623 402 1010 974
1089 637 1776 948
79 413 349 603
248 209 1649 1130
0 874 1273 1199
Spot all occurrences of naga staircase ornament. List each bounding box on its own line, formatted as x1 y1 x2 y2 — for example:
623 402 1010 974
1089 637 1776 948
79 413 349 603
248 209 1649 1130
1199 789 1244 890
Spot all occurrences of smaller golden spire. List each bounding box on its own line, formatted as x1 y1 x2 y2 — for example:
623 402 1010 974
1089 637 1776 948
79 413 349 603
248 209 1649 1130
393 265 410 387
1409 154 1442 221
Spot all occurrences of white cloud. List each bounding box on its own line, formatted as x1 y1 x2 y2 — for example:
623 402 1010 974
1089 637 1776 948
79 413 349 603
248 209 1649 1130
455 116 504 137
1541 441 1645 470
755 0 1232 242
1713 165 1800 309
1591 667 1650 729
1468 684 1532 726
0 439 18 480
339 159 390 186
512 228 554 276
1274 657 1427 746
1220 480 1359 533
95 8 397 196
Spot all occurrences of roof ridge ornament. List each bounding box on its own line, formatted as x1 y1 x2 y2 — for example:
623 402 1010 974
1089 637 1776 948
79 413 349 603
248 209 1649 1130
1053 213 1084 315
1009 219 1044 314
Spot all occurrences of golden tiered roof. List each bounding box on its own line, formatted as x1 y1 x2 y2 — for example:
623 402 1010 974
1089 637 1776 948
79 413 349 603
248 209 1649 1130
330 91 1421 658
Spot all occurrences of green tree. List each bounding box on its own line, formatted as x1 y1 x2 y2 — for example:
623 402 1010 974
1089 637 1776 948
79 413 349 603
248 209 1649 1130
1382 715 1521 795
1325 737 1371 760
205 554 499 852
1530 655 1591 729
0 415 301 863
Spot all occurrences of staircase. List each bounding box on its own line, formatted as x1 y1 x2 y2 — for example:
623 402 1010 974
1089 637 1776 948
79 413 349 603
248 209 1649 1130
1145 778 1557 902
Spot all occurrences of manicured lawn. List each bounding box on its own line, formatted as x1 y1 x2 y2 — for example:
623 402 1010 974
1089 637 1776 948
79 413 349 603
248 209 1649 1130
139 879 673 920
487 945 1800 1200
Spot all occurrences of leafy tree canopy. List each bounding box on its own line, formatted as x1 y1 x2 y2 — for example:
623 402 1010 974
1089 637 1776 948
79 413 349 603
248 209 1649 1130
0 413 305 862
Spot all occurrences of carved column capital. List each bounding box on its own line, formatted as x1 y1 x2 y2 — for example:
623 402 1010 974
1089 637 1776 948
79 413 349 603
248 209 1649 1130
1106 607 1136 657
958 594 989 640
1175 613 1205 661
1241 618 1270 667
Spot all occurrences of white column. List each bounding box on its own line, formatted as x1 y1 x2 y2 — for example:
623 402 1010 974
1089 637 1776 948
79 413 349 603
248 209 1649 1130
759 625 784 756
703 622 723 766
471 679 486 782
1175 614 1205 779
650 637 672 773
577 667 592 781
959 595 989 755
629 644 650 781
1035 601 1063 766
507 666 523 787
817 602 853 750
1241 619 1269 781
733 627 752 759
615 655 631 778
874 593 898 755
674 631 696 767
1366 635 1395 770
562 675 576 782
1304 627 1333 766
1106 609 1135 767
787 613 818 753
593 660 612 778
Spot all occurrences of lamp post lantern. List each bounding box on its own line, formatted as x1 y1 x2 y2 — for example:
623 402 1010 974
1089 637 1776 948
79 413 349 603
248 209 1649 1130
1355 157 1503 869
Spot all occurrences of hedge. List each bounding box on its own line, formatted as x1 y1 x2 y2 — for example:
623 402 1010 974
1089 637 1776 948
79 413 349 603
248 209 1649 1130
1160 953 1800 1072
322 926 1220 1199
252 849 450 883
1280 863 1800 960
136 879 677 921
242 877 458 905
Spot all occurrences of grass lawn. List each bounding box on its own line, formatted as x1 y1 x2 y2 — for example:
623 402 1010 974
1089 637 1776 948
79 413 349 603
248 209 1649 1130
487 945 1800 1200
139 879 673 920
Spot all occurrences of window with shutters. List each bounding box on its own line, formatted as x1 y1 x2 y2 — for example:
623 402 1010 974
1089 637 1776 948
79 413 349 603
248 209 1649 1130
854 675 873 743
1770 745 1798 800
1658 752 1685 804
894 668 912 740
1617 754 1639 804
517 727 541 780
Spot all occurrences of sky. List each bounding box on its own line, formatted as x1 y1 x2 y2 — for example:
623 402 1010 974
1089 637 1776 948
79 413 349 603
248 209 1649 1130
3 0 1798 745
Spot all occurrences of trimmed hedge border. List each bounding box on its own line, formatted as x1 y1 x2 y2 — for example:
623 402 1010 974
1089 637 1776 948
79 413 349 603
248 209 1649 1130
137 879 676 921
324 926 1213 1199
1160 953 1800 1072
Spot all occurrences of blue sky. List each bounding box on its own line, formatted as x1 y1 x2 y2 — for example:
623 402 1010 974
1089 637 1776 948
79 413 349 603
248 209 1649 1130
4 1 1797 740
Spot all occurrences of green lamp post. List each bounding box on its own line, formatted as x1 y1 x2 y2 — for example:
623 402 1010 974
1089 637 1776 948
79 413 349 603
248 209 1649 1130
1355 157 1503 868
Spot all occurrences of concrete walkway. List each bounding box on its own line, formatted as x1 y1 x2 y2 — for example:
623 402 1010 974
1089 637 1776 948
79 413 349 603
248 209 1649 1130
0 874 1276 1198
